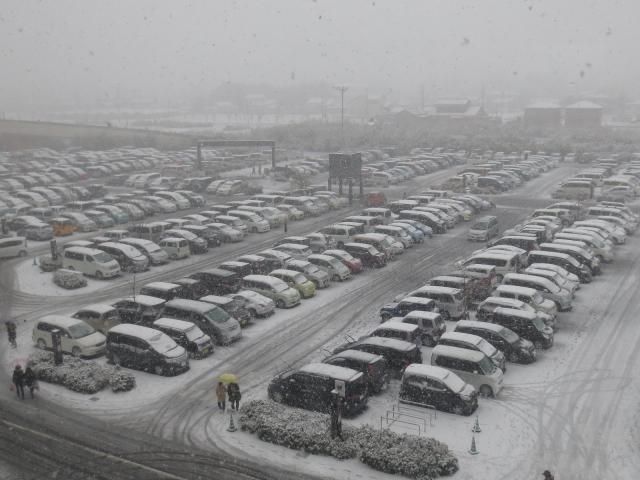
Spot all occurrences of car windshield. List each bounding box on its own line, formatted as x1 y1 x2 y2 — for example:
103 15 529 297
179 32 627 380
477 338 496 356
274 281 289 293
442 371 465 393
501 328 519 343
205 307 230 324
104 310 120 321
94 252 113 263
293 273 307 284
532 316 546 331
149 332 177 354
185 326 203 341
472 221 489 229
532 292 544 305
305 265 321 274
479 355 497 374
68 322 96 338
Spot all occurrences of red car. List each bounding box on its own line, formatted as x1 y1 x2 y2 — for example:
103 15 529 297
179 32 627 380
323 249 363 274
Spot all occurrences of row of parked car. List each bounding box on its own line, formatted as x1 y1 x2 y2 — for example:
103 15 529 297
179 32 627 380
262 157 612 417
26 186 486 379
439 153 560 194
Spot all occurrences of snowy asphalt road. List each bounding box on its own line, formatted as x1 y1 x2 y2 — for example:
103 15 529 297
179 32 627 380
5 163 625 480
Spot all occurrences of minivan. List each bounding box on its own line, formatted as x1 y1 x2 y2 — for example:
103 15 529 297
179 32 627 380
370 321 421 345
71 304 122 334
106 324 189 375
438 331 506 373
0 236 28 259
399 364 478 416
343 215 383 232
33 315 106 357
318 224 358 248
467 216 499 241
241 274 301 308
189 268 241 295
323 350 390 394
128 222 172 243
361 207 394 225
402 286 465 320
198 295 252 328
380 296 438 321
119 237 169 265
152 318 214 359
268 363 368 415
283 259 331 288
62 246 121 279
161 299 242 345
342 242 387 268
140 282 187 301
487 307 554 349
539 243 600 275
494 284 558 322
95 242 149 273
158 237 190 260
527 250 592 283
391 311 446 346
455 319 537 363
228 210 270 233
463 251 520 281
352 233 402 259
272 243 312 260
268 269 316 299
332 336 422 376
430 345 503 397
307 253 351 281
502 273 572 312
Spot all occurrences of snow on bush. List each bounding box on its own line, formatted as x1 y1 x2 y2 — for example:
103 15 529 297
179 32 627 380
53 269 87 289
240 400 458 479
28 351 136 394
38 254 62 272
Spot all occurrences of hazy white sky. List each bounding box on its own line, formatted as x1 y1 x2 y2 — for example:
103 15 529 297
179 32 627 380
0 0 637 109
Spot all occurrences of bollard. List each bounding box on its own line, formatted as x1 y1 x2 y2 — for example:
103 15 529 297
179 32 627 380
227 412 237 432
468 434 478 455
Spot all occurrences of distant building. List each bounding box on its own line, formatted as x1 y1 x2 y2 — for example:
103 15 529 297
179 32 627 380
524 102 562 129
434 99 472 114
564 101 603 128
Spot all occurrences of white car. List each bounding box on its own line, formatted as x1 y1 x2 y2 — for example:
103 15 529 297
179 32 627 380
229 290 275 318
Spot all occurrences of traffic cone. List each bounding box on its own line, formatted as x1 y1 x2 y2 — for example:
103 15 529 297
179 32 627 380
227 412 237 432
33 256 38 266
472 416 481 433
468 434 478 455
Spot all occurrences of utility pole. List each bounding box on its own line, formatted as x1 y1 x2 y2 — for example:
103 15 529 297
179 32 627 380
333 85 348 130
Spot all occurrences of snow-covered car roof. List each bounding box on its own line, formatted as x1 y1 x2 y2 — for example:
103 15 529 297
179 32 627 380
298 363 362 382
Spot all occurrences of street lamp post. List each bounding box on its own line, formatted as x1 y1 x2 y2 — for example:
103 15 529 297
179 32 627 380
333 85 348 131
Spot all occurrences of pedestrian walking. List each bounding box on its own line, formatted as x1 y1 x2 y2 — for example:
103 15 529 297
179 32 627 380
12 365 25 400
216 381 227 411
23 366 37 399
227 382 241 410
6 321 16 348
251 163 256 176
329 394 343 440
542 470 554 480
257 164 262 176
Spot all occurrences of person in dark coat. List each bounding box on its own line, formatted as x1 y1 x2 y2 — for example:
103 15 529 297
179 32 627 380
215 381 227 411
6 321 17 348
23 366 37 399
12 365 25 400
227 382 241 410
542 470 554 480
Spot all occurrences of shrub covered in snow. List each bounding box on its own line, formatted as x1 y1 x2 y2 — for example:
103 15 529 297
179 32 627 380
38 254 62 272
239 400 458 479
53 269 87 289
28 351 135 394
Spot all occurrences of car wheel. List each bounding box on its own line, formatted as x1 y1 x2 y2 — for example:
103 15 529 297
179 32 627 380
276 299 285 308
248 308 258 318
251 227 257 233
479 385 493 398
380 313 391 321
440 310 450 321
95 271 103 280
508 351 520 363
19 250 27 257
71 347 82 357
271 391 283 403
337 241 344 248
37 339 47 350
111 353 121 366
496 274 503 283
67 266 75 270
452 403 465 416
154 365 165 376
332 274 340 282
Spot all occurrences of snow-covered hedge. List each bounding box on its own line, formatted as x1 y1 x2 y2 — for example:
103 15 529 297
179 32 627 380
28 351 135 394
53 269 87 289
38 254 62 272
240 400 458 479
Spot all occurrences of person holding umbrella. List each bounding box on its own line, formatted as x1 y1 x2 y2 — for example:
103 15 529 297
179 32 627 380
215 381 227 411
219 373 241 410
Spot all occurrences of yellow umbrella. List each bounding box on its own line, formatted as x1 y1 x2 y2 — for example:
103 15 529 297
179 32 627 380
219 373 238 384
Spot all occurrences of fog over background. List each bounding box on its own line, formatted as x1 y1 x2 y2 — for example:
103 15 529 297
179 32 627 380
1 0 637 111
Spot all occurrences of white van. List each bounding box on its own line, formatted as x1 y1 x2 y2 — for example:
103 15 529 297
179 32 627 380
228 210 270 233
158 237 190 260
0 237 28 259
406 285 465 320
272 243 312 260
307 253 351 281
238 205 282 227
361 208 394 225
551 180 593 200
318 224 358 248
62 247 121 279
430 345 503 397
463 251 520 280
494 284 558 320
32 315 106 357
343 215 383 232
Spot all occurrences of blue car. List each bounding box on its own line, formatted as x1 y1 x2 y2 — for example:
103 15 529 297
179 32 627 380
391 223 424 244
379 296 438 321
